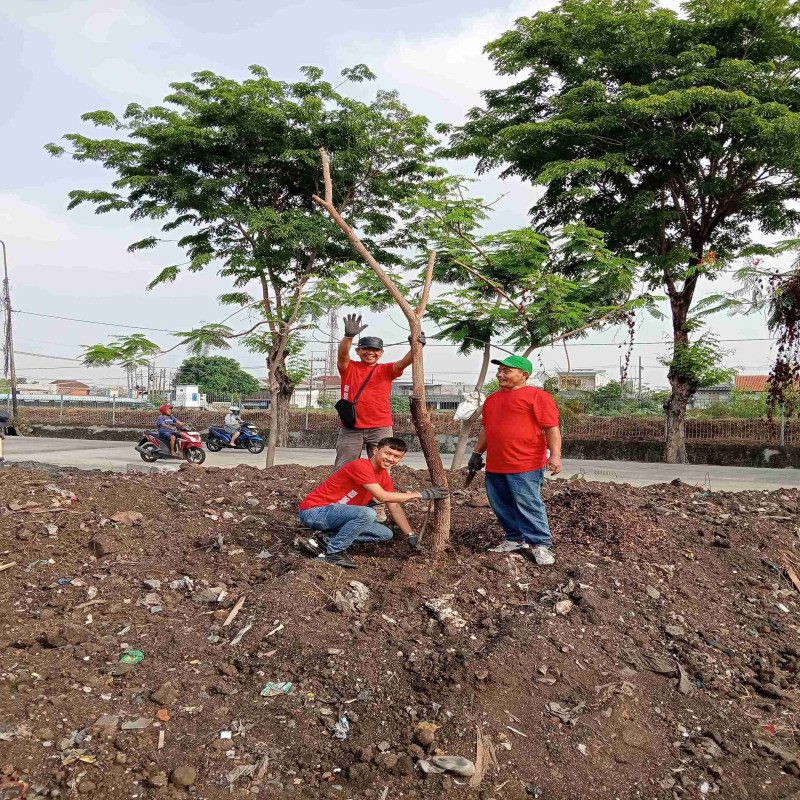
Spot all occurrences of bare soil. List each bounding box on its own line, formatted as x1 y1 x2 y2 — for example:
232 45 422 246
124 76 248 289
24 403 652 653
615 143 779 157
1 463 800 800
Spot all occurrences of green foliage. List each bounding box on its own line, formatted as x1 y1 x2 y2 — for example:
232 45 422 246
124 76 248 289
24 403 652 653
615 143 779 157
419 178 654 361
390 395 411 413
82 334 160 370
48 64 442 394
445 0 800 428
659 336 735 388
317 392 336 411
483 378 500 396
175 356 260 397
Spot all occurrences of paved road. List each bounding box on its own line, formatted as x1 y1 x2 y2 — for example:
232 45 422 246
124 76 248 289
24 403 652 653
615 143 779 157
3 436 800 491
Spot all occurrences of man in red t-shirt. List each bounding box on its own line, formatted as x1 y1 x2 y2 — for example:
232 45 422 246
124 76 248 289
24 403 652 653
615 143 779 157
333 313 424 472
298 437 447 568
468 355 562 566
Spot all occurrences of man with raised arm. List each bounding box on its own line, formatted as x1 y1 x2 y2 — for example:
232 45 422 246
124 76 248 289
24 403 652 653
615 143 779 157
334 312 423 471
468 355 562 565
299 436 447 568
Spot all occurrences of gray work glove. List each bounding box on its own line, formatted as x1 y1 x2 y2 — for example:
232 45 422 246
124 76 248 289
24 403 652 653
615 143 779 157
407 331 427 347
343 313 367 339
468 452 485 472
419 486 448 501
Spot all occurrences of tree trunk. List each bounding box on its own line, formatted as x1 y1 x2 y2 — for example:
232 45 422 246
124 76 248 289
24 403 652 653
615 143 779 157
451 341 492 470
275 367 293 448
407 318 451 553
265 355 280 468
664 376 693 464
663 285 696 465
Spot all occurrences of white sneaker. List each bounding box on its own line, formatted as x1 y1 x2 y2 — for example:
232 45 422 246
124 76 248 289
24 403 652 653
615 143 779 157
488 540 527 554
531 546 555 566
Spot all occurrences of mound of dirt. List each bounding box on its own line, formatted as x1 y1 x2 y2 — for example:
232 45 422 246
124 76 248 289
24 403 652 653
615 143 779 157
0 464 799 800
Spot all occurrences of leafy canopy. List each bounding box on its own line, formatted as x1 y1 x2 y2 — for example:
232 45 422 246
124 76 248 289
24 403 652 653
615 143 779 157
47 65 442 377
175 356 260 397
446 0 800 284
416 178 653 357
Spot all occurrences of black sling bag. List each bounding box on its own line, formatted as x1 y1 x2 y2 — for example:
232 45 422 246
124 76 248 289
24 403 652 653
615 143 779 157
335 367 378 428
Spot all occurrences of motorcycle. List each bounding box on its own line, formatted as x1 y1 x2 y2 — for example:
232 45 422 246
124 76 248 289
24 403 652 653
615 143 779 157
205 422 264 454
136 425 206 464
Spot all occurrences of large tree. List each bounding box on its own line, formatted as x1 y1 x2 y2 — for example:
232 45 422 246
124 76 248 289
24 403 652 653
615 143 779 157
445 0 800 462
47 65 440 465
175 355 259 397
422 182 646 467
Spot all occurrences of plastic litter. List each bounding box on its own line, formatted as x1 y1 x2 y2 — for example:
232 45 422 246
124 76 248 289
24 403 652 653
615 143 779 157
120 649 145 664
333 715 350 739
260 681 292 697
24 558 55 573
453 391 485 422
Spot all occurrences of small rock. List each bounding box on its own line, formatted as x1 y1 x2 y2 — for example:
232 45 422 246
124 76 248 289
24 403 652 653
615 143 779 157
111 511 143 525
89 536 119 557
147 771 168 788
665 625 684 638
413 721 438 747
222 511 234 520
554 599 573 615
375 753 398 770
142 579 162 590
245 498 260 506
393 755 415 776
171 765 197 787
645 585 661 600
150 681 179 705
77 780 96 794
468 493 491 508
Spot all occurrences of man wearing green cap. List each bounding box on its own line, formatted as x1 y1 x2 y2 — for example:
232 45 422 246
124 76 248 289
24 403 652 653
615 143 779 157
468 355 562 565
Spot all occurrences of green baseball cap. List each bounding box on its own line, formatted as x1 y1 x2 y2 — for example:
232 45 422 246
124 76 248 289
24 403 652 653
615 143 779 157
491 355 532 374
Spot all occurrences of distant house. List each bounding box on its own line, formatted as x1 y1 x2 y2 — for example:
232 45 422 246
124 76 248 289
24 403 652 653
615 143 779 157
691 382 734 408
735 375 770 393
49 380 90 396
556 370 610 392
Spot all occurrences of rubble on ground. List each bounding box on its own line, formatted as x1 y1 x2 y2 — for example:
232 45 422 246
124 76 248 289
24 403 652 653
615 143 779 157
0 464 799 798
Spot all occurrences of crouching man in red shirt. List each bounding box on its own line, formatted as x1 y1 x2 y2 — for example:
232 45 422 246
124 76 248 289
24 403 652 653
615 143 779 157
469 355 562 566
298 437 447 569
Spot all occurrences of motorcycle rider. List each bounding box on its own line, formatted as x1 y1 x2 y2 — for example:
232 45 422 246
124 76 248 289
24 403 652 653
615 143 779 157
156 404 184 457
224 406 242 448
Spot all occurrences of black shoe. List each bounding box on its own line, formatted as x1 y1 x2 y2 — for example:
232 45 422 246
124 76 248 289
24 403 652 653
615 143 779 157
295 537 322 557
317 551 356 569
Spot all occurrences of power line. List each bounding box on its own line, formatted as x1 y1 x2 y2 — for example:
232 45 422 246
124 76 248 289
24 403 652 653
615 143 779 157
14 309 180 333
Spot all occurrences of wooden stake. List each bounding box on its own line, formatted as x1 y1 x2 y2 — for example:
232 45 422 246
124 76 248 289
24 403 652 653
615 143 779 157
223 596 246 627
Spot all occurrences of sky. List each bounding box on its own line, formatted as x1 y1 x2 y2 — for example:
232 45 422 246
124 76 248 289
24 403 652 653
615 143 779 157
0 0 780 392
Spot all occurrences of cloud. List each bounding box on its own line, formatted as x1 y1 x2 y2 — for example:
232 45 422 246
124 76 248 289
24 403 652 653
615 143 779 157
343 0 552 124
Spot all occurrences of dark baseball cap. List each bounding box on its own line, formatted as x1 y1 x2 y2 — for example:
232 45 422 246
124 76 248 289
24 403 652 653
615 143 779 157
357 336 384 350
491 355 532 373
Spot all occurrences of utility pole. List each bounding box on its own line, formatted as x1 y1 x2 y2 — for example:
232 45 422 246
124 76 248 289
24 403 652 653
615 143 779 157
326 308 339 377
638 356 643 393
0 240 18 417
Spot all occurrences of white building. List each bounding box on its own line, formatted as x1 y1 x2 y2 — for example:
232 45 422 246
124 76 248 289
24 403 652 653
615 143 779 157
173 385 208 408
556 370 610 392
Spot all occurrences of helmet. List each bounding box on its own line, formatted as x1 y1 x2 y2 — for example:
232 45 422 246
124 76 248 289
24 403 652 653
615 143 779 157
229 406 240 413
159 405 173 414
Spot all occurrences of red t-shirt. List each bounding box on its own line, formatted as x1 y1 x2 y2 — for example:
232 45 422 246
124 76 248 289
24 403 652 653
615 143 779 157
299 458 394 510
338 360 400 429
481 387 559 473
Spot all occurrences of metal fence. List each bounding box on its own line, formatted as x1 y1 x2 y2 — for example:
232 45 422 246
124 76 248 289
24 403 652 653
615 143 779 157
4 392 798 446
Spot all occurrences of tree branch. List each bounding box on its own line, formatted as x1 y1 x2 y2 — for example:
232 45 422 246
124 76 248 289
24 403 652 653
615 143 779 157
416 251 436 318
452 259 523 312
320 147 332 206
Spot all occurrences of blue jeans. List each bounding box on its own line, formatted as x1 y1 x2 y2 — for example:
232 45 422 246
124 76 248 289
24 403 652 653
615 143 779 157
485 468 552 548
299 504 393 555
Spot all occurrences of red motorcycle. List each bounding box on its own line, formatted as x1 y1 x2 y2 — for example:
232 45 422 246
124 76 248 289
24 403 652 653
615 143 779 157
136 425 206 465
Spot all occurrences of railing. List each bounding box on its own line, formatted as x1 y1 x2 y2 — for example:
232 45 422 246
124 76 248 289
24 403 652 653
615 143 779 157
5 394 798 446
